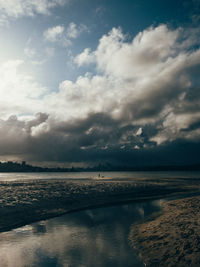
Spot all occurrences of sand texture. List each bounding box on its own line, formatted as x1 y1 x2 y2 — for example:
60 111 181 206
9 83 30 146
130 196 200 267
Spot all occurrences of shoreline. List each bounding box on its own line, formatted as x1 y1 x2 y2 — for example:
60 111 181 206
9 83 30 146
0 195 163 233
0 177 200 233
129 195 200 267
0 177 200 266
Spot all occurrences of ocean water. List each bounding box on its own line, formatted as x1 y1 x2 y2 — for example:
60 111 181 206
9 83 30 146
0 171 200 181
0 199 163 267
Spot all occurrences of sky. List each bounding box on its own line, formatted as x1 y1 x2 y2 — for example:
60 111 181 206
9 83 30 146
0 0 200 167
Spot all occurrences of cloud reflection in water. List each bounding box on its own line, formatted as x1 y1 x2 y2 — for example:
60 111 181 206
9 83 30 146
0 200 162 267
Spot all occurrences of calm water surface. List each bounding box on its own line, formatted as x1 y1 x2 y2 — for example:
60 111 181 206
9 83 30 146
0 200 163 267
0 171 200 181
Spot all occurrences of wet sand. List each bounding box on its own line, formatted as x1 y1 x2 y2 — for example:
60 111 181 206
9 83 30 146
0 176 199 233
129 196 200 267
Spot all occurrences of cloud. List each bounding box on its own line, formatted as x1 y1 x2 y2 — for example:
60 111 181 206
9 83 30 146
0 113 50 161
0 112 150 164
0 0 67 21
0 60 46 118
1 24 200 165
0 112 200 166
75 25 180 78
35 24 200 164
44 25 65 42
66 22 88 39
73 25 200 131
43 22 88 46
74 48 95 66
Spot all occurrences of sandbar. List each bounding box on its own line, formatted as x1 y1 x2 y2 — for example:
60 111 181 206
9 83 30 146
0 175 200 237
0 176 199 233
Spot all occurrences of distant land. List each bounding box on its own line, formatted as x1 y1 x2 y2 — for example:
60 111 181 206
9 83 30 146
0 161 200 172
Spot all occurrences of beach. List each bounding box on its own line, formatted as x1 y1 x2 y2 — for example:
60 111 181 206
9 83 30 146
0 176 200 266
0 175 200 233
130 196 200 266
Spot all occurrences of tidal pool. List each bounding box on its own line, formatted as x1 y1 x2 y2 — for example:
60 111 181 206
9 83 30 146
0 200 163 267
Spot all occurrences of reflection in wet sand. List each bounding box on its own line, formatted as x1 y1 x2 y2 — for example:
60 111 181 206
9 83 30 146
0 200 162 267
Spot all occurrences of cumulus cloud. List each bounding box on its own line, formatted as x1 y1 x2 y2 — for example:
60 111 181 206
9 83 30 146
1 24 200 165
74 48 95 66
75 25 181 78
72 25 200 140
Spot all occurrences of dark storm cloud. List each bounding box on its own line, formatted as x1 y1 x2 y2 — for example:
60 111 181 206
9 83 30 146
0 108 199 166
0 113 48 157
0 112 147 164
25 113 49 133
26 115 200 166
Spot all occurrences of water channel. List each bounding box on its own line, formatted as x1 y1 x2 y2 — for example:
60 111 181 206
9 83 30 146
0 199 163 267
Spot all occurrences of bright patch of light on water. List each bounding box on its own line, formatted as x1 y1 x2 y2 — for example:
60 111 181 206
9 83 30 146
0 171 200 181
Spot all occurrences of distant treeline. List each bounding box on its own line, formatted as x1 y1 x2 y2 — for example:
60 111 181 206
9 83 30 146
0 161 200 172
0 161 70 172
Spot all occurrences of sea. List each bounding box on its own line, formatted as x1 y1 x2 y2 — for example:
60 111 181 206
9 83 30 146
0 170 200 181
